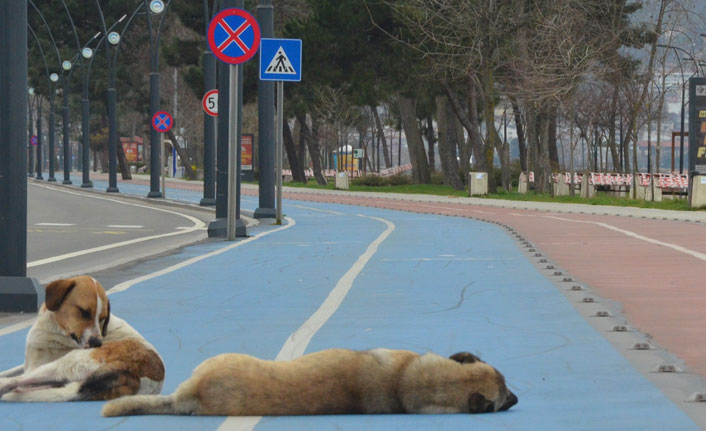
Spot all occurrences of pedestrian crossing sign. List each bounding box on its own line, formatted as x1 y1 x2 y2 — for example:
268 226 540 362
259 38 302 82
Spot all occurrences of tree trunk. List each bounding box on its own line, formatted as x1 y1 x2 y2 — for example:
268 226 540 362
425 114 436 171
117 141 132 180
371 106 391 168
398 95 430 184
548 106 559 170
306 113 327 185
537 105 553 194
511 98 527 173
166 129 195 179
283 119 307 182
435 95 463 190
608 84 620 172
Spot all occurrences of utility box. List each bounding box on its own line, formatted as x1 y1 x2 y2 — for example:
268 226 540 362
335 172 349 190
691 175 706 208
468 172 488 196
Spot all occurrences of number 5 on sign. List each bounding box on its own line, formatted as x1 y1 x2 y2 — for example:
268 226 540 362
202 89 218 117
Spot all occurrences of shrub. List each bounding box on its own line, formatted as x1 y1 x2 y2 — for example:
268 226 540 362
430 171 445 185
352 175 388 186
387 173 413 186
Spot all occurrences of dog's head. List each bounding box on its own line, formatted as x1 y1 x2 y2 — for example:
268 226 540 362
449 351 518 413
44 276 110 349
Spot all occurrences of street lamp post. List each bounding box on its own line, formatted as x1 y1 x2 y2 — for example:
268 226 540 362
200 0 216 206
48 73 59 181
28 88 35 177
0 0 43 312
254 0 276 218
80 45 96 188
145 0 170 198
96 1 133 193
62 59 74 184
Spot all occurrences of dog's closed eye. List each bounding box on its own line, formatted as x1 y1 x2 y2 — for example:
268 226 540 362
77 307 91 319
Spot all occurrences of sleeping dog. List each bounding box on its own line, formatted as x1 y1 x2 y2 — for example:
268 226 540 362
103 348 516 416
0 276 164 402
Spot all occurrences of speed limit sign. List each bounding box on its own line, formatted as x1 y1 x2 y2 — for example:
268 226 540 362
202 89 218 117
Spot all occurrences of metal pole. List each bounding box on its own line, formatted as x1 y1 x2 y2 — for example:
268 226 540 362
679 79 686 175
107 86 119 192
36 103 43 179
1 1 29 275
48 89 56 181
28 96 34 176
62 76 72 184
81 97 92 187
200 49 216 206
276 81 283 224
227 64 238 240
235 58 246 237
0 0 43 311
147 72 162 197
255 0 275 219
161 132 165 197
47 88 56 182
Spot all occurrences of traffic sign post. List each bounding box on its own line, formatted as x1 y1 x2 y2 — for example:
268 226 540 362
208 8 260 240
152 111 173 198
259 38 302 224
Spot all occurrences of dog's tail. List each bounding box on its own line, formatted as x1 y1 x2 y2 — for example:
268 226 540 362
102 393 197 417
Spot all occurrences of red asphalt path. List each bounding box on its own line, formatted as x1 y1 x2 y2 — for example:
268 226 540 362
266 189 706 378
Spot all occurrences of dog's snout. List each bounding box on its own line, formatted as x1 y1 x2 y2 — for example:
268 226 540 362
88 337 103 348
499 392 518 411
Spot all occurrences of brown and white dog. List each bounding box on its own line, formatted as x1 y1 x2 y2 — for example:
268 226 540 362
0 276 165 402
102 348 517 417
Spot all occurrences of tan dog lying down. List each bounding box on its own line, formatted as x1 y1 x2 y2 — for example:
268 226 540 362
103 348 516 416
0 276 164 402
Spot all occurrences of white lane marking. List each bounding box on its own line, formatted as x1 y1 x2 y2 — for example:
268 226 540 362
289 203 344 215
27 184 205 268
106 225 143 229
0 218 297 341
0 321 34 337
109 217 296 295
218 214 395 431
543 215 706 262
35 223 76 227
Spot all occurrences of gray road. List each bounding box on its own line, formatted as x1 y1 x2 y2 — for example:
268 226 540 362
26 182 211 284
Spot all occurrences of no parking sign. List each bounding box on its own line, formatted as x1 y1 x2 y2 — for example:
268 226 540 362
152 111 173 133
208 8 260 65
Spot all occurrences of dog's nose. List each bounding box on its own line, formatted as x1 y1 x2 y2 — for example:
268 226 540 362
88 337 103 348
499 392 518 411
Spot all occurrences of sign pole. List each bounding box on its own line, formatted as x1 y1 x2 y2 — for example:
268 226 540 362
160 132 165 198
227 63 239 240
276 81 283 224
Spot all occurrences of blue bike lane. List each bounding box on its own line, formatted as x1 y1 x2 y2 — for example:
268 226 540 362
0 177 698 430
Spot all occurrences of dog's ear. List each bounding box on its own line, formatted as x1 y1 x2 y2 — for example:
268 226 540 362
101 299 111 336
450 352 482 364
45 279 77 311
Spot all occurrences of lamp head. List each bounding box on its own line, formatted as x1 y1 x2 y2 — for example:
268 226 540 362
149 0 165 14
